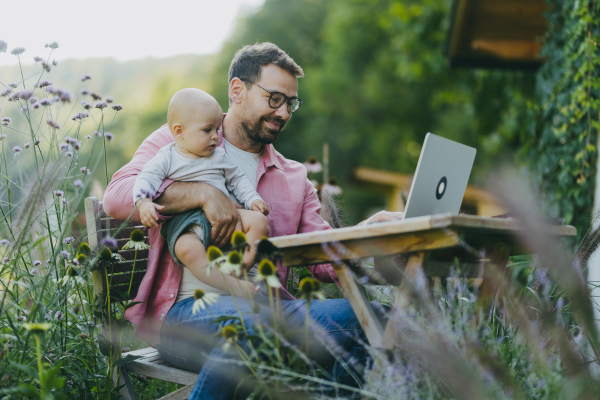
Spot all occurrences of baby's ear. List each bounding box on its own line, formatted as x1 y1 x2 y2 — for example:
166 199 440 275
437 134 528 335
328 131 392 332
172 123 184 137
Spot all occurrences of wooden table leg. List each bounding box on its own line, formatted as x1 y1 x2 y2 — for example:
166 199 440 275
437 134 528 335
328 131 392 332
332 261 384 347
477 242 511 307
381 252 426 350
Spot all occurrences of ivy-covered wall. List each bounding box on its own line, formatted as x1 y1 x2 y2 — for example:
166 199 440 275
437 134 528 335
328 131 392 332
523 0 600 239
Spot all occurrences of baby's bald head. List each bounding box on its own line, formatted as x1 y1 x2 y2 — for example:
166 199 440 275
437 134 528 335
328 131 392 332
168 88 222 132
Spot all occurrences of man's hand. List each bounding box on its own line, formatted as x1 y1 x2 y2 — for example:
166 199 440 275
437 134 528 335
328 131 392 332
359 210 404 225
251 199 269 216
155 182 240 247
137 199 165 228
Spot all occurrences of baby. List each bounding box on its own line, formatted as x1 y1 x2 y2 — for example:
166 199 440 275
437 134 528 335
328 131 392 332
133 88 268 298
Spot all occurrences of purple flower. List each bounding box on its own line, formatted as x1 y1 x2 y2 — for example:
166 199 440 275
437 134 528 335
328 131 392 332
74 141 81 150
65 151 73 157
85 135 91 140
11 47 26 56
38 80 52 88
0 239 10 246
80 167 90 175
0 88 12 97
24 142 30 149
34 138 41 145
73 180 84 189
104 132 114 142
60 250 70 259
45 42 59 49
81 101 91 109
71 112 89 121
18 90 34 100
102 236 117 249
34 56 43 62
37 98 53 107
54 311 63 321
33 260 41 267
81 74 91 82
92 130 102 136
59 143 68 151
62 198 67 204
29 96 38 104
80 88 90 96
0 134 7 141
54 190 64 197
31 268 38 275
106 96 114 103
41 62 51 72
91 93 101 100
7 93 18 102
45 310 53 320
2 257 9 264
63 237 75 245
95 101 107 109
112 104 123 111
1 117 11 126
8 83 17 89
0 41 6 53
46 119 60 129
52 59 58 66
59 91 72 103
12 146 22 154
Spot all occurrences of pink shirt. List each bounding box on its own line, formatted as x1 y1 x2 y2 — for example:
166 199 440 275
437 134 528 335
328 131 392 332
103 120 339 346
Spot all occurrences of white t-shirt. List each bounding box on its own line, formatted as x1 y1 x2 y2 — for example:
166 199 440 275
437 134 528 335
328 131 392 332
176 140 264 302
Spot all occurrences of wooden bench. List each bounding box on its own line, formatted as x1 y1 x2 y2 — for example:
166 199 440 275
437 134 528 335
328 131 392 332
85 197 196 400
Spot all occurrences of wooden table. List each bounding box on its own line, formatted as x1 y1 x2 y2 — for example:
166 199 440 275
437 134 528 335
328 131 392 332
269 214 576 349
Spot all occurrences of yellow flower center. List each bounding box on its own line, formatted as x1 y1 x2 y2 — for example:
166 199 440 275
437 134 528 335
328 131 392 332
194 289 205 300
77 242 92 256
130 228 145 242
76 254 87 263
99 247 112 260
299 277 319 294
258 259 275 276
67 267 78 277
222 325 238 341
228 251 242 265
207 246 223 262
231 231 247 247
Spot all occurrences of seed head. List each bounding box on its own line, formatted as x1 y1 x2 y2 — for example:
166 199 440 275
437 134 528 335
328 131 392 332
193 289 205 300
112 104 123 111
99 247 113 260
23 322 51 334
67 267 78 277
299 277 320 295
207 246 223 261
76 254 87 263
130 229 145 242
77 242 92 256
231 231 247 247
11 47 26 56
228 251 242 265
222 325 238 341
258 259 275 276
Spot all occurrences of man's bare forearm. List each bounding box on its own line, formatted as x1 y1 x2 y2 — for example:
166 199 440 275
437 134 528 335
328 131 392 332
154 182 212 215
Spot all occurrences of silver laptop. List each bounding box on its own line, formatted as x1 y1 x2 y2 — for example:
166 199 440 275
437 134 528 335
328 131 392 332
403 133 476 219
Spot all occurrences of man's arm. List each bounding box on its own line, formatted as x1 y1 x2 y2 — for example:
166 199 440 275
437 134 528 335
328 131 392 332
155 182 239 247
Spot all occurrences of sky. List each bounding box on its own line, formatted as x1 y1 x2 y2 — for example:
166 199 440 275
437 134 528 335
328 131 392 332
0 0 266 66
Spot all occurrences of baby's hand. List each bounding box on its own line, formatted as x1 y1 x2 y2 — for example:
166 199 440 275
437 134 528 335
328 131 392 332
251 199 269 216
137 199 165 228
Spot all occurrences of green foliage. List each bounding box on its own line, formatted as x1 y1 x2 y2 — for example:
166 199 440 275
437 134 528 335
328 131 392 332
523 0 600 237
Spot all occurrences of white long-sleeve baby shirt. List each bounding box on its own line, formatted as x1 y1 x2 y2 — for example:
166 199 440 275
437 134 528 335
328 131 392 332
132 144 262 209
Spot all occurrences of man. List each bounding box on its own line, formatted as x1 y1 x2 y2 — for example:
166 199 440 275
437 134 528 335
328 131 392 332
104 42 400 399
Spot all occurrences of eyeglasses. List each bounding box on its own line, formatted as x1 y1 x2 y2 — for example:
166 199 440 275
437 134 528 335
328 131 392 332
241 78 303 114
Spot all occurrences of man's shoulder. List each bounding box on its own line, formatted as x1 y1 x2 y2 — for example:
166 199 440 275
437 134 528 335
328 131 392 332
273 149 307 175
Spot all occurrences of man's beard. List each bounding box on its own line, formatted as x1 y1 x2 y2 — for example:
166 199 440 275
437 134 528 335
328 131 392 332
241 115 286 145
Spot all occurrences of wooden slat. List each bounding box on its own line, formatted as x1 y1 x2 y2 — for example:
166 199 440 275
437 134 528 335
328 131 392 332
98 227 148 240
158 384 194 400
127 347 158 357
118 249 150 261
125 360 198 386
107 261 148 275
98 201 108 218
111 283 140 298
101 218 144 230
108 271 146 286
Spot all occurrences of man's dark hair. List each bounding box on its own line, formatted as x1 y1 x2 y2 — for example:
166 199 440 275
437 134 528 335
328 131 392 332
228 42 304 104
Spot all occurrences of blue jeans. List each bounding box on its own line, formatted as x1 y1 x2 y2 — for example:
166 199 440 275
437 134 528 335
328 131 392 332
157 295 379 399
